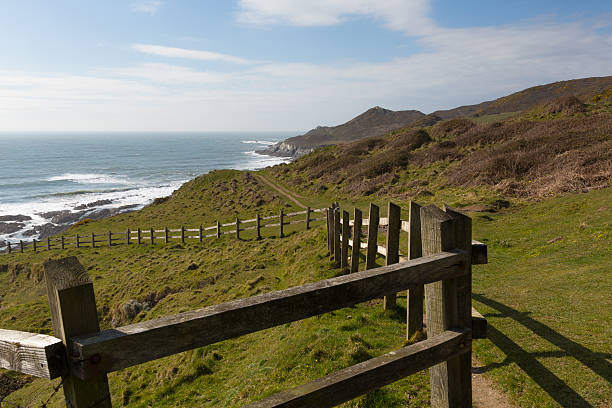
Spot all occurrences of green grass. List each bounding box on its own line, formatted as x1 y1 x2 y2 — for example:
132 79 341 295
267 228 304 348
0 168 610 407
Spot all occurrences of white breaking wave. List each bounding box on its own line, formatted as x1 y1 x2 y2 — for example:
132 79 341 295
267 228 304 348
241 140 277 146
0 182 185 242
47 173 134 185
233 151 290 171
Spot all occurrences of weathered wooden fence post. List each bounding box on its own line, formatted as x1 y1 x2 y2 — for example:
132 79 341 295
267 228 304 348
61 236 65 250
341 210 350 271
33 239 37 252
181 226 185 244
137 228 141 245
365 203 379 270
76 235 80 249
164 227 169 244
47 237 51 251
279 209 284 238
326 207 333 255
236 218 240 240
256 214 262 240
421 204 472 407
216 220 221 239
151 227 155 245
351 208 362 273
7 242 11 254
108 231 112 247
305 206 311 230
407 201 424 341
43 257 112 407
199 225 203 243
383 202 401 311
333 208 341 268
91 232 96 248
20 240 24 253
126 229 130 245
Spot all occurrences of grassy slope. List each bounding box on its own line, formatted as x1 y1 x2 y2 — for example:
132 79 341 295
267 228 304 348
1 104 611 406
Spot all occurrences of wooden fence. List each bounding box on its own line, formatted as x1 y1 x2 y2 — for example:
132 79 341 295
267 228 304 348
0 202 487 407
1 207 326 256
326 201 488 341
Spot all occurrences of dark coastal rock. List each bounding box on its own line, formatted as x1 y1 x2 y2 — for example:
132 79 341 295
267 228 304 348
87 209 112 220
22 229 37 237
36 223 68 240
39 210 64 219
50 210 87 224
117 204 139 211
0 215 32 222
0 223 24 234
74 199 114 210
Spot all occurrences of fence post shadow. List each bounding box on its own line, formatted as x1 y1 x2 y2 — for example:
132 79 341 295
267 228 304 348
473 293 611 408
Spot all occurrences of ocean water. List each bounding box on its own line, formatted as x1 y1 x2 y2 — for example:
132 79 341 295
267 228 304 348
0 132 291 242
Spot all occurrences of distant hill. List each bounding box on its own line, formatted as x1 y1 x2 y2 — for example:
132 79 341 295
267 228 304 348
434 76 612 119
260 76 612 157
259 107 425 156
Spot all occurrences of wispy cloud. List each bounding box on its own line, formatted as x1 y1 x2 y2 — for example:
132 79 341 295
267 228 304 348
236 0 435 36
131 1 164 15
132 44 252 64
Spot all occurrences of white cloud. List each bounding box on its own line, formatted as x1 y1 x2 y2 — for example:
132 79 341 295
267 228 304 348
1 1 611 131
236 0 435 36
103 63 227 84
132 44 252 64
131 1 164 15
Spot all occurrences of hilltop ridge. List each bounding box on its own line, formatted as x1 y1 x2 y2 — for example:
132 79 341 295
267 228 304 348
259 76 612 157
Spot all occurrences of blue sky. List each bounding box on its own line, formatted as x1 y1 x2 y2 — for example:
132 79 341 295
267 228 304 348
1 0 611 131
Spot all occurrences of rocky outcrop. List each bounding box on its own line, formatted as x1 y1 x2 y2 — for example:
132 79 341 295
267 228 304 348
0 223 24 234
257 141 314 158
0 215 32 222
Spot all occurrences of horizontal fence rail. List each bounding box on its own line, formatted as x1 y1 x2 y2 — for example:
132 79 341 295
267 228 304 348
1 207 326 255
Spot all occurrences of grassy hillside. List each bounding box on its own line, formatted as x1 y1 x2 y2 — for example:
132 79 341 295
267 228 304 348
268 98 612 205
1 98 611 407
434 76 612 119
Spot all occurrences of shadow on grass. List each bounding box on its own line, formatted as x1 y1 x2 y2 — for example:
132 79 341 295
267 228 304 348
473 294 612 408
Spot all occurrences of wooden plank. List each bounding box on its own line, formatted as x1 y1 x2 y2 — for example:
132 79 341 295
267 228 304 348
383 202 400 310
0 329 66 379
236 218 241 239
44 257 111 407
365 203 380 270
305 206 311 230
471 240 487 265
181 226 185 243
246 329 470 408
341 210 349 271
333 209 341 268
471 307 487 339
350 208 362 273
280 209 284 238
70 250 465 379
165 227 169 243
216 220 221 238
407 201 424 340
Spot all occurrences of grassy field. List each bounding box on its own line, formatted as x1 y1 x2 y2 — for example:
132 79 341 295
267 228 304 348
1 165 610 407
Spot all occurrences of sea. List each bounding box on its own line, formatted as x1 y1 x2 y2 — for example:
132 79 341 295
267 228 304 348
0 132 292 244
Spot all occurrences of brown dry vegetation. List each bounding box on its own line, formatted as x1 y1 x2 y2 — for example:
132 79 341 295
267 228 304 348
271 100 612 200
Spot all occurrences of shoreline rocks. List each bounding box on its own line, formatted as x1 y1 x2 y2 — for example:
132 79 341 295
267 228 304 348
256 141 313 158
0 215 32 222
